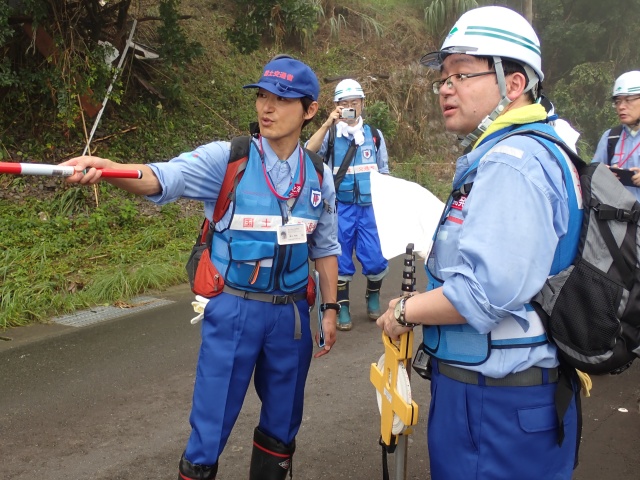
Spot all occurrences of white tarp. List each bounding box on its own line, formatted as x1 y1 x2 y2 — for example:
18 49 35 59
370 171 445 260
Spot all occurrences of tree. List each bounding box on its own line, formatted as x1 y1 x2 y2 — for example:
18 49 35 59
0 0 201 140
423 0 479 39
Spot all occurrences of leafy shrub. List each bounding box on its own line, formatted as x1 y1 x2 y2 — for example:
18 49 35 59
226 0 322 54
551 62 618 158
364 100 398 141
156 0 204 103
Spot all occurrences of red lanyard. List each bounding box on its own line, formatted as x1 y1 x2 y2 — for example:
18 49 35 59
616 130 640 168
258 136 305 201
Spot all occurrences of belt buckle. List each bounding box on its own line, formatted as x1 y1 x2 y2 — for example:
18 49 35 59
272 295 289 305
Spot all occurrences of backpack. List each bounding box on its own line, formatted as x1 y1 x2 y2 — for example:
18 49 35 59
454 128 640 375
515 130 640 376
606 125 624 166
185 135 324 297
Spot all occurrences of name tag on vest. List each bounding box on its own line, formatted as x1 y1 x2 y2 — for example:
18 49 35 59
278 223 307 245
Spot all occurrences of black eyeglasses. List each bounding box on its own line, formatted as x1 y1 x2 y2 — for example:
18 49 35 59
612 95 640 108
432 71 496 94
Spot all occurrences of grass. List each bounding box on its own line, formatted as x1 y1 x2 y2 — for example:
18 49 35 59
0 187 199 328
0 0 457 329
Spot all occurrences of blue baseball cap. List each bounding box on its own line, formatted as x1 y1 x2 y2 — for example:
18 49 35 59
243 56 319 101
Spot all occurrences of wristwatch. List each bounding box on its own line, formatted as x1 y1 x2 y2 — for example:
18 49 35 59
393 296 419 328
320 303 341 313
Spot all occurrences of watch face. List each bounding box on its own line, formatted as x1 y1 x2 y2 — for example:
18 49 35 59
394 299 403 320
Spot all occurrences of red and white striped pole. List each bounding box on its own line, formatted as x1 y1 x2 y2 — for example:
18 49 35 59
0 162 142 179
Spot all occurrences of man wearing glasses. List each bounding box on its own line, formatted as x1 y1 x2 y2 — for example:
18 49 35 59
376 6 582 479
592 71 640 199
306 78 389 331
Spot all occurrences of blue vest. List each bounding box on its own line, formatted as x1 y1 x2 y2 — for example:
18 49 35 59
423 123 583 365
210 144 323 293
332 125 378 205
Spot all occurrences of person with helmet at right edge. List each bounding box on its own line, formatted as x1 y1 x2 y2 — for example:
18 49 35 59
376 6 583 479
306 79 390 331
592 71 640 201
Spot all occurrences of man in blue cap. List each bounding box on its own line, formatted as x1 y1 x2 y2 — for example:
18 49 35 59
61 55 341 480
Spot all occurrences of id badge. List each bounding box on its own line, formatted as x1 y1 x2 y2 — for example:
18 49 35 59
277 223 307 245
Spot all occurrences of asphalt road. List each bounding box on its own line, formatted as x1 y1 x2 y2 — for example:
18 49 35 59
1 256 639 479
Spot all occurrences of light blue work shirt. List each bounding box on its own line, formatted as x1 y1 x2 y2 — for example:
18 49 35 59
308 125 390 174
592 125 640 201
432 132 576 376
145 137 341 260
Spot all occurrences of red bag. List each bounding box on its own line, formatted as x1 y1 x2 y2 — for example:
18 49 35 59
186 220 224 297
306 274 316 307
192 247 225 297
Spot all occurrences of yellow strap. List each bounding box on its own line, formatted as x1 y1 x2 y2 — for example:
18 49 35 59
576 370 592 397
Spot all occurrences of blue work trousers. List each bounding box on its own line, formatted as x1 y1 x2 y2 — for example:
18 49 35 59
337 202 387 277
184 291 313 465
427 360 579 480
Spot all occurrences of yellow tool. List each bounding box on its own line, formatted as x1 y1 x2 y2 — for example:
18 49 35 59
370 244 420 479
370 329 419 446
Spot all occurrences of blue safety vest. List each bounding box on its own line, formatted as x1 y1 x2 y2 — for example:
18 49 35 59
423 123 583 365
210 144 323 293
332 125 379 205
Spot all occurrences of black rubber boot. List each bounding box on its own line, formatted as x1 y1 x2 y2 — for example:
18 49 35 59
336 280 352 331
178 451 218 480
365 279 383 320
249 427 295 480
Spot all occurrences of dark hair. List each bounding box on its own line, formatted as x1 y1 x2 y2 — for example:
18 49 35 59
251 95 316 133
486 57 540 103
301 96 316 130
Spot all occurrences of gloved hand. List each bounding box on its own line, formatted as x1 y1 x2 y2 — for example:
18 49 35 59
190 295 210 325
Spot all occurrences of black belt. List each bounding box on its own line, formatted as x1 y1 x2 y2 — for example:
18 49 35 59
437 361 559 387
223 286 307 339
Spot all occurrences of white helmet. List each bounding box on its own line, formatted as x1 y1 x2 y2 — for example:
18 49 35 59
421 6 543 85
334 79 365 102
420 6 543 147
613 71 640 98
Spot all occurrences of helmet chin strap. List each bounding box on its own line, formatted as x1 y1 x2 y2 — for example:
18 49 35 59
460 57 540 149
460 57 512 148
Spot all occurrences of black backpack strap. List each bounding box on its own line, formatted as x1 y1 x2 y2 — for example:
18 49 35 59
607 125 624 166
452 182 474 200
229 135 252 163
325 124 336 167
368 124 381 153
591 199 638 288
304 148 325 186
333 139 358 191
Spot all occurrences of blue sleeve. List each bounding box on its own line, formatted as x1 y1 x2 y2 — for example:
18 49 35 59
145 141 230 211
307 132 330 161
592 129 611 164
376 130 390 174
308 163 341 259
442 143 566 334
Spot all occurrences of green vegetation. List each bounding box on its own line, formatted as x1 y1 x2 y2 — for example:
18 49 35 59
3 0 640 328
0 184 198 327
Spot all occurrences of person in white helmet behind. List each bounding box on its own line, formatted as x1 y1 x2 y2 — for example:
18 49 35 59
306 79 390 331
592 71 640 200
376 6 582 479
